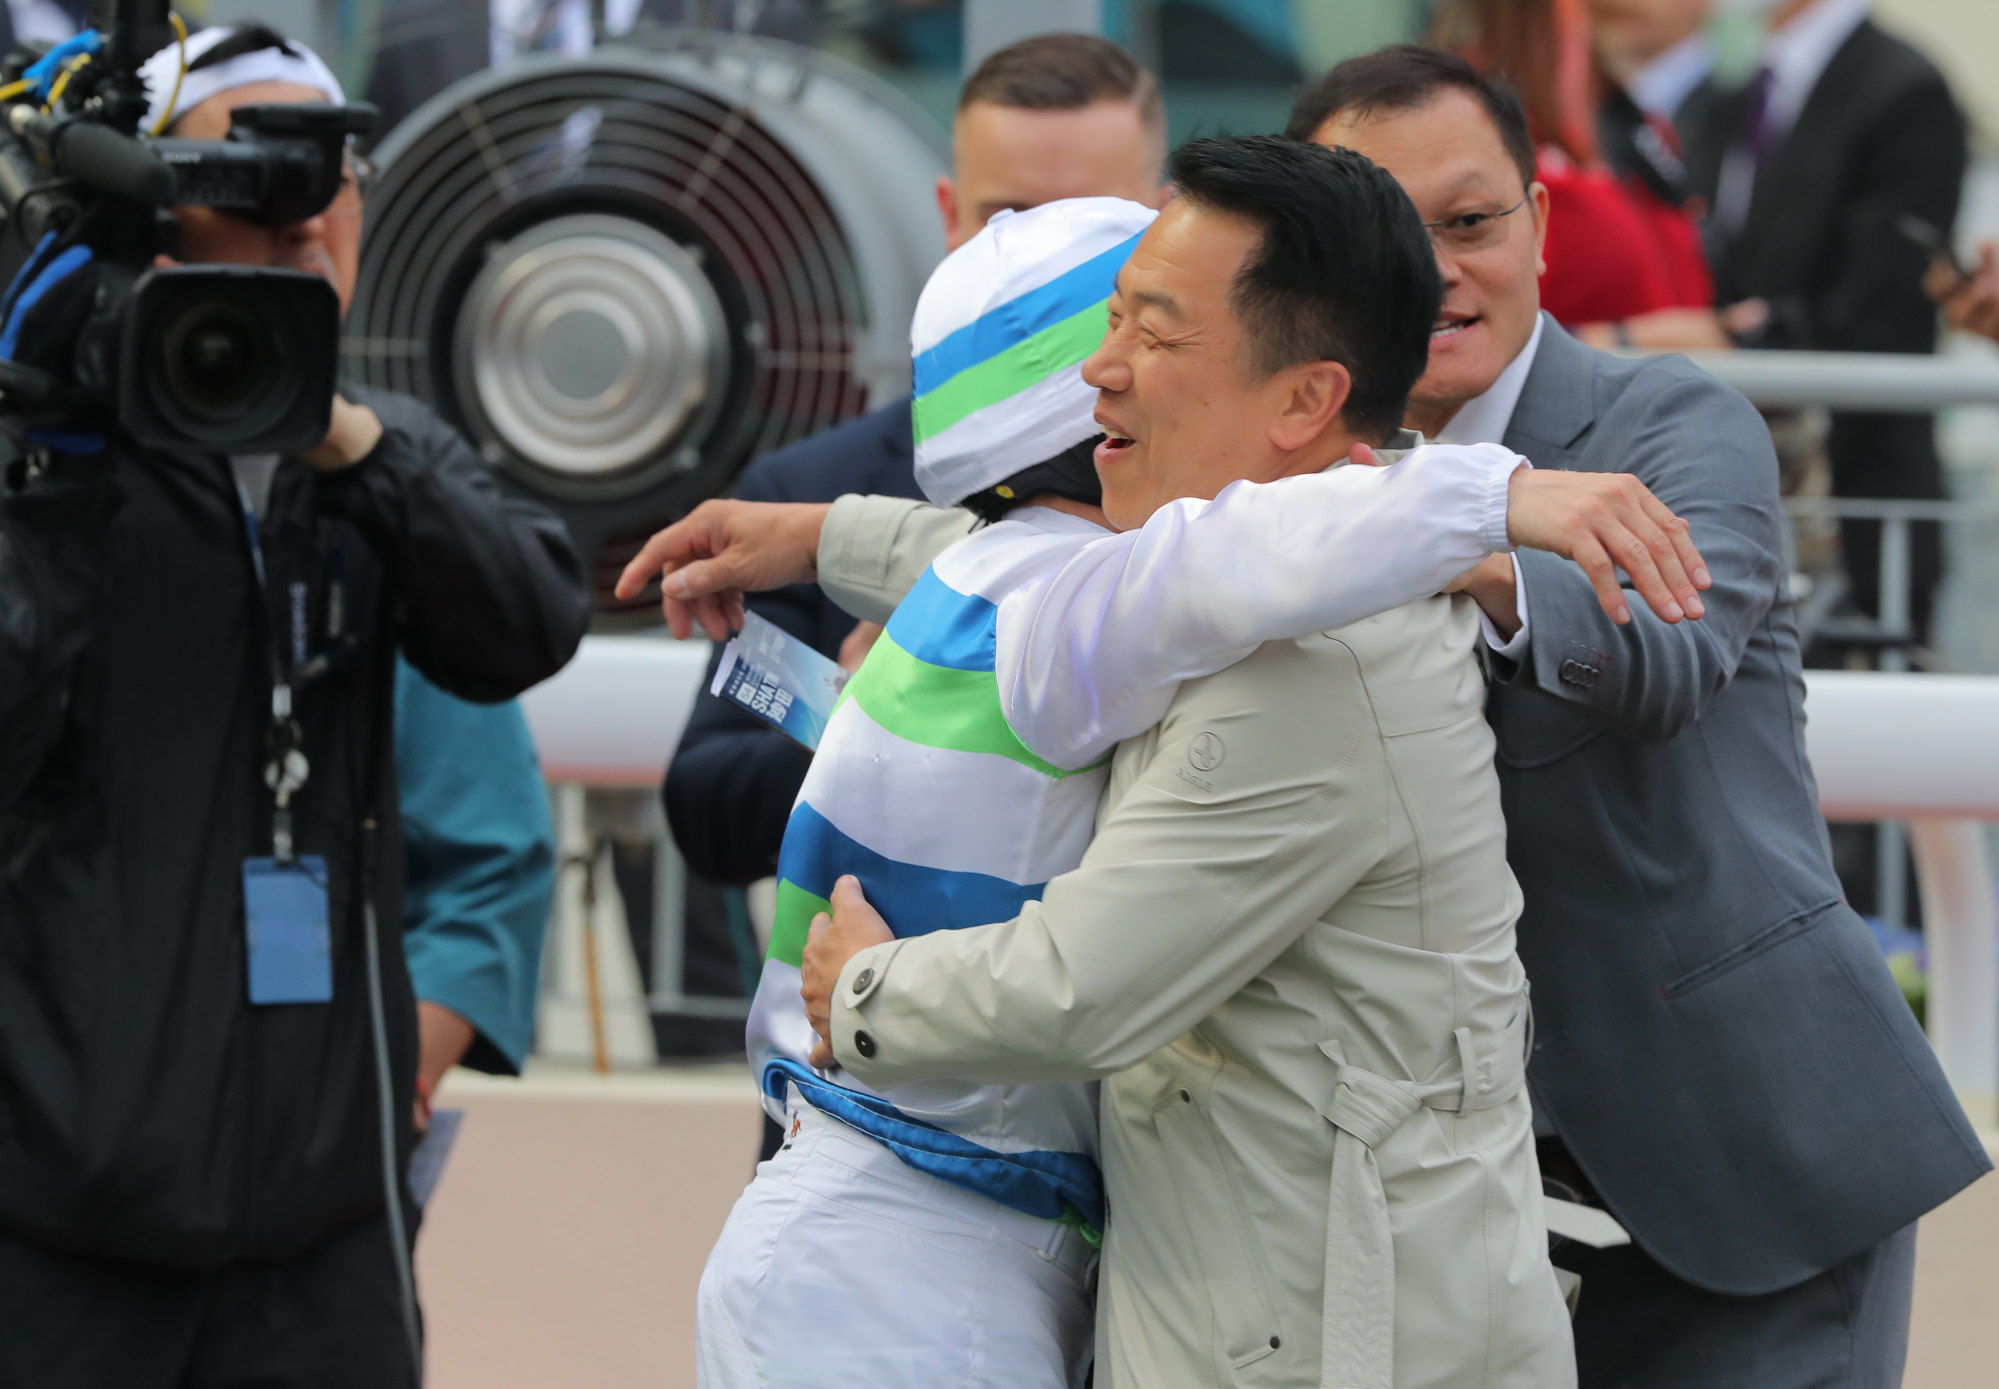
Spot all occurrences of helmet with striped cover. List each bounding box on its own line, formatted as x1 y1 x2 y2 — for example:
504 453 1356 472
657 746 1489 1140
909 196 1158 507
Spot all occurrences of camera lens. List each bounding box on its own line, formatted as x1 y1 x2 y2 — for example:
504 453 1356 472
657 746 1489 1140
123 266 340 453
161 299 279 421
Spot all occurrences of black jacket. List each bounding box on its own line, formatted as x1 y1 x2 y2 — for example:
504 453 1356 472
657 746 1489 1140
1677 19 1965 629
0 386 588 1268
663 400 922 884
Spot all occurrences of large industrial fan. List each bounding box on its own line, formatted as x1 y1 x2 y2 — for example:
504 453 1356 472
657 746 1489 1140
345 30 948 614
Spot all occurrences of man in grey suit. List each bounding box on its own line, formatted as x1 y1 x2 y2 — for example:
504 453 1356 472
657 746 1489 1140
1288 45 1989 1387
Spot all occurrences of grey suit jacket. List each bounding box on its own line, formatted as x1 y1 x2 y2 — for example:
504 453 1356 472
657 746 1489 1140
1494 319 1988 1294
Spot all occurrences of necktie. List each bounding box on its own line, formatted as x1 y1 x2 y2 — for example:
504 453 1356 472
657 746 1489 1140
1738 64 1777 163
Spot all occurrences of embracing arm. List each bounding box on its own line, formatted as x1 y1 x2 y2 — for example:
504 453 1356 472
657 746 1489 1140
1496 367 1784 741
996 445 1517 768
825 637 1387 1087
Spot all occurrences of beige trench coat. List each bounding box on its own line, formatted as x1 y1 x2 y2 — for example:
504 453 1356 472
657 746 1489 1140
822 499 1574 1388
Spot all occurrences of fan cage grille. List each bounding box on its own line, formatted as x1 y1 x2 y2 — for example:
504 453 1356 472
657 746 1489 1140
347 60 877 609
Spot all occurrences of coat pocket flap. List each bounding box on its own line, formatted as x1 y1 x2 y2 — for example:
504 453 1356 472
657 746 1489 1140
1488 682 1607 768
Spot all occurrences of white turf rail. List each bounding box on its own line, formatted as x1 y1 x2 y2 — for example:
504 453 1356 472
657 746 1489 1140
520 638 1999 1111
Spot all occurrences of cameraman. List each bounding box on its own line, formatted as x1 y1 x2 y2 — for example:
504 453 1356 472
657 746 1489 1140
0 23 589 1387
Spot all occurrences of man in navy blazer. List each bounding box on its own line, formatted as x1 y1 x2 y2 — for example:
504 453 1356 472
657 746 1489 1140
665 33 1170 889
1293 46 1987 1389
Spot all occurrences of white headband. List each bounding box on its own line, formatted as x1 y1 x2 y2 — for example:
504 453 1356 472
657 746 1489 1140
140 26 345 136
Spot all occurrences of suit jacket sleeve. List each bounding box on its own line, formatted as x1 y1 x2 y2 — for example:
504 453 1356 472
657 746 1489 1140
830 636 1387 1087
1498 366 1785 742
816 495 975 623
396 657 554 1074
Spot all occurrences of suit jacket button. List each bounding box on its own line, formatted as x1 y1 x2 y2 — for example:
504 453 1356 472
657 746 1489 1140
852 967 874 995
853 1030 877 1058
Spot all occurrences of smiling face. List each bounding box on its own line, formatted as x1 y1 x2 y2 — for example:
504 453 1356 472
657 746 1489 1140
166 81 362 313
1312 89 1548 437
1083 198 1357 530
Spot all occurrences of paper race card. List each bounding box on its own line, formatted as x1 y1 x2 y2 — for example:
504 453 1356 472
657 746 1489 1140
711 611 850 750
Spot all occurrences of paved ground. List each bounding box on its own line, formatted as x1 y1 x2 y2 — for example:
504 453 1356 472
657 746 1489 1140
414 1064 1999 1388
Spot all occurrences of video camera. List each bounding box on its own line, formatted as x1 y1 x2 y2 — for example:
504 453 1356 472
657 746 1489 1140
0 0 375 453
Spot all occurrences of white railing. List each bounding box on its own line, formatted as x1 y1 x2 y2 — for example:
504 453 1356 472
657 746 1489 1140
521 639 1999 1109
1675 348 1999 412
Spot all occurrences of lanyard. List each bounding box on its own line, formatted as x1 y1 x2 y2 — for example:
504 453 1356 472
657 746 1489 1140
234 475 311 864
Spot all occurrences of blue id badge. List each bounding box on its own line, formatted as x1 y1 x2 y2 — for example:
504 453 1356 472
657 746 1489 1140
243 856 333 1005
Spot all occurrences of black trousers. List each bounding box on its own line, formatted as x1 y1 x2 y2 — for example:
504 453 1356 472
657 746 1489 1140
1544 1141 1918 1388
0 1216 418 1389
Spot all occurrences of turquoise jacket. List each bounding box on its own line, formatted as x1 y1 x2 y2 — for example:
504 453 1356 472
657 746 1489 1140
397 657 554 1073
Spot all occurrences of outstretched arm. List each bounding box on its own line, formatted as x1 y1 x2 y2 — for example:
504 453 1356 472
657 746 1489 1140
615 454 1706 651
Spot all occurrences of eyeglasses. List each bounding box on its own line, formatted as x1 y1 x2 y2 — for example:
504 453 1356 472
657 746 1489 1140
1422 195 1529 255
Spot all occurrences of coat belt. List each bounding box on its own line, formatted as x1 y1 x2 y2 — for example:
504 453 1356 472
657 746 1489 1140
1315 1003 1530 1389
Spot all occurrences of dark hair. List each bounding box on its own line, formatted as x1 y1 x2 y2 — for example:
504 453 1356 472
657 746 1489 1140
961 437 1104 526
1166 135 1440 443
1284 44 1536 191
188 23 302 72
959 33 1163 136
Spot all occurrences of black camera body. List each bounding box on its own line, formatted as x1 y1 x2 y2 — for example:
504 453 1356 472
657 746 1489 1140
151 102 373 228
0 2 374 454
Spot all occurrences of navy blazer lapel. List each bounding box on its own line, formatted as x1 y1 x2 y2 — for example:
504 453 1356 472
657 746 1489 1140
1500 314 1595 466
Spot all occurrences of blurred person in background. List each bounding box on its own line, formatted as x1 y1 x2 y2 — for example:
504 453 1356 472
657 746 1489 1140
0 26 588 1385
1589 0 1713 120
1678 0 1966 646
363 0 813 140
397 662 557 1129
1291 44 1987 1389
1430 0 1718 342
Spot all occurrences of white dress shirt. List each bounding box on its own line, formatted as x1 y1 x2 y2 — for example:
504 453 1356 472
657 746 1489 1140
1435 315 1545 659
1627 33 1715 119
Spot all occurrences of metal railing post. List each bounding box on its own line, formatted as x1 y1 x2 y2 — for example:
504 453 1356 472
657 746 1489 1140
1877 516 1913 929
1908 818 1999 1124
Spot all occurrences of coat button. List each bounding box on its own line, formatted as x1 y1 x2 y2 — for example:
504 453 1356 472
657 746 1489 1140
852 967 874 995
854 1030 877 1058
1269 1336 1282 1350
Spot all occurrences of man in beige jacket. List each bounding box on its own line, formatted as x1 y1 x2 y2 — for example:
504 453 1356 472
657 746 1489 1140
790 138 1577 1387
